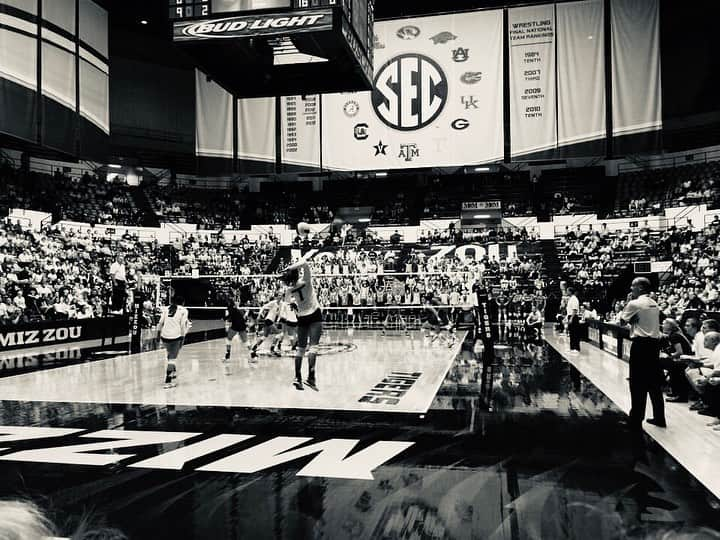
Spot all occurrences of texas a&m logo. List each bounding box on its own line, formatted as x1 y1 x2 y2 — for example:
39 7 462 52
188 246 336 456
372 54 448 131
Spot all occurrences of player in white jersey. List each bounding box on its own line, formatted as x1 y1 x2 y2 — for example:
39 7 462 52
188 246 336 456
281 260 322 390
250 292 283 359
276 297 298 353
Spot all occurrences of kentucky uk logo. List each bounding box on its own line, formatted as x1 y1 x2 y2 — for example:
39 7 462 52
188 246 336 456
372 54 448 131
0 427 414 481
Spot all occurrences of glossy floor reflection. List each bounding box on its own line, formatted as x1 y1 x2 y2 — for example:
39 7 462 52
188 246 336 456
0 336 719 539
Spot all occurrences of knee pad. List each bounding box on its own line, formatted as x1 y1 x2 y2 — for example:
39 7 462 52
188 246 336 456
307 345 320 356
296 347 307 357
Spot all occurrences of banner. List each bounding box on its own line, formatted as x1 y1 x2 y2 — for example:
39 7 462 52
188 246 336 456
509 4 557 157
556 0 605 154
0 317 129 353
281 94 321 168
611 0 662 137
319 10 504 170
195 68 233 158
238 96 275 163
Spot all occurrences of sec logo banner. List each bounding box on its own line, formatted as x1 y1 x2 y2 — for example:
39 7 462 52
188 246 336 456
371 54 448 132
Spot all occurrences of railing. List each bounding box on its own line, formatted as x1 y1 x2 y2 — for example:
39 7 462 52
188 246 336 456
617 146 720 174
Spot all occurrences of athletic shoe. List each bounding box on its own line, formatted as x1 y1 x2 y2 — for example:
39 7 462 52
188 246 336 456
271 349 281 357
305 379 318 391
163 382 177 389
293 378 304 390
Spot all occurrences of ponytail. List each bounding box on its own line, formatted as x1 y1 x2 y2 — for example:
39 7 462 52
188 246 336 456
169 295 184 317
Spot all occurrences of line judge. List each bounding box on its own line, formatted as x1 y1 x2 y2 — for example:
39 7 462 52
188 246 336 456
620 277 666 430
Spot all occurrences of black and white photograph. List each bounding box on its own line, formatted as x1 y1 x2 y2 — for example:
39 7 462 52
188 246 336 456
0 0 719 538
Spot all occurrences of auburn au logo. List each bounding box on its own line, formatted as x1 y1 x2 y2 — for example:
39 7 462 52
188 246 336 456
372 54 448 131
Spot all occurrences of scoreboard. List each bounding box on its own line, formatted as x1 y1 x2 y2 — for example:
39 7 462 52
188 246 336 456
169 0 340 20
170 0 374 96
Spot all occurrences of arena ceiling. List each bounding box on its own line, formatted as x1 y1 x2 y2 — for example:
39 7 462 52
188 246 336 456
106 0 544 30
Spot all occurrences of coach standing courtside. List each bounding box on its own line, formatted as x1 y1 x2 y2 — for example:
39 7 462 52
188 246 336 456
109 253 127 315
620 277 666 430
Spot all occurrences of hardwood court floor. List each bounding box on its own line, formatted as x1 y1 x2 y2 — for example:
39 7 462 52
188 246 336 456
0 330 465 414
545 330 720 500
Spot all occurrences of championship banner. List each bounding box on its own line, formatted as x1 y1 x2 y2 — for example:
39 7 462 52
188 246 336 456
556 0 605 153
281 94 321 168
319 10 504 170
508 4 557 157
611 0 662 138
195 69 233 158
238 96 276 163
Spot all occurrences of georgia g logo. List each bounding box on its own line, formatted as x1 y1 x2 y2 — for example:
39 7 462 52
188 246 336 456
371 54 448 131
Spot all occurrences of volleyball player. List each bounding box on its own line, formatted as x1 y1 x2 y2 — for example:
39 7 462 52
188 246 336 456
381 309 409 336
281 259 322 391
277 296 298 353
250 292 283 359
421 293 456 347
223 297 253 363
157 295 190 389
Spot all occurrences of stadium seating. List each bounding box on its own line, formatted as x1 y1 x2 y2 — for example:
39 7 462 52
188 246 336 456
614 161 720 217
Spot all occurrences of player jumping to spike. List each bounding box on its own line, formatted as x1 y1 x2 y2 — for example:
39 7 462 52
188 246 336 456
281 258 322 391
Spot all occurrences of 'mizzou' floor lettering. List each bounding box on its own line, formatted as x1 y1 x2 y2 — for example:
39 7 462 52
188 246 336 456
0 426 413 480
359 372 422 406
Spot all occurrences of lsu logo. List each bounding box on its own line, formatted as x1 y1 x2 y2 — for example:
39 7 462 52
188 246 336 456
372 54 448 131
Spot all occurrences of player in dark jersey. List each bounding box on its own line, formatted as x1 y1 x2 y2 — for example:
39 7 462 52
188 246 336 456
223 298 253 363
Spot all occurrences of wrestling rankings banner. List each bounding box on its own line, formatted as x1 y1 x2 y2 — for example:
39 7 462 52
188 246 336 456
509 4 557 157
316 10 504 170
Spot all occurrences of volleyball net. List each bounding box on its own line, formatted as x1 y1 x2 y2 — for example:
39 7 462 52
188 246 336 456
141 272 482 332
